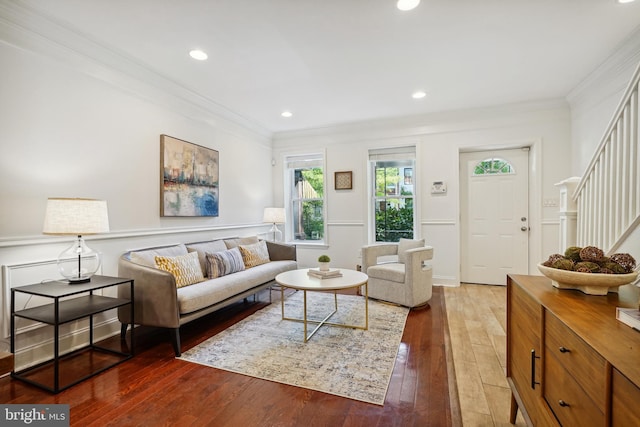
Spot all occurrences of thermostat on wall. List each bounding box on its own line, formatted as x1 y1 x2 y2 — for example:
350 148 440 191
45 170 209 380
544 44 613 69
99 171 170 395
431 181 447 194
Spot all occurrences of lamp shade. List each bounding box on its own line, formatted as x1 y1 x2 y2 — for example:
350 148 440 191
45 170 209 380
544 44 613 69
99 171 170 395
263 207 285 224
43 198 110 235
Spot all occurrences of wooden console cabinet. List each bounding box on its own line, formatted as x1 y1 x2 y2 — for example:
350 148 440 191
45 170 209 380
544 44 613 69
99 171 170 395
507 274 640 426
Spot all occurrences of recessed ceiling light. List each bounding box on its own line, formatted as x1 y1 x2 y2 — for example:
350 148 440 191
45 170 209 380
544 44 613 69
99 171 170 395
412 91 427 99
397 0 420 11
617 0 635 3
281 111 293 118
189 49 208 61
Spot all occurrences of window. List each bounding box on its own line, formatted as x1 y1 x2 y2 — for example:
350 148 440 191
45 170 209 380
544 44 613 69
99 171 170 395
473 157 515 175
369 147 416 242
285 154 325 242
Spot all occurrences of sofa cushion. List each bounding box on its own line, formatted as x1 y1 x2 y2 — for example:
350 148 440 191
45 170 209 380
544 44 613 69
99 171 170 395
367 263 406 284
398 238 425 264
186 240 228 276
155 252 204 288
205 247 245 278
239 241 271 268
129 243 189 267
224 236 259 249
177 260 298 314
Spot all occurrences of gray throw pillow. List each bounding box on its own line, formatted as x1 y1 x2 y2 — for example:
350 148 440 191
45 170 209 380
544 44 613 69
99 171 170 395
205 247 246 278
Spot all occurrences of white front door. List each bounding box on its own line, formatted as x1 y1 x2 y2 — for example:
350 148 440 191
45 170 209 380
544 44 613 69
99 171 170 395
460 148 529 285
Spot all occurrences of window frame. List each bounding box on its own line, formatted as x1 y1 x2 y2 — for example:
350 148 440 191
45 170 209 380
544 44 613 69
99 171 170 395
368 146 418 243
284 152 327 245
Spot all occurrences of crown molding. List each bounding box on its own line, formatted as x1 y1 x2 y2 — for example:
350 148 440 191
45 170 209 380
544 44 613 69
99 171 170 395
566 27 640 111
0 0 272 140
273 98 569 145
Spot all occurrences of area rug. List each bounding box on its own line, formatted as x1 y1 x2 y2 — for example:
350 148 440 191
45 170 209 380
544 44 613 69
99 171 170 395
178 291 409 405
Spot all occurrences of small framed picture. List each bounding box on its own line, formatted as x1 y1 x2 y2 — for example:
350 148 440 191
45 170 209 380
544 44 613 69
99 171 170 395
334 171 353 190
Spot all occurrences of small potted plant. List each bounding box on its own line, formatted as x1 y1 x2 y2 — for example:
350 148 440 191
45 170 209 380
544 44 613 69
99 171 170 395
318 255 331 271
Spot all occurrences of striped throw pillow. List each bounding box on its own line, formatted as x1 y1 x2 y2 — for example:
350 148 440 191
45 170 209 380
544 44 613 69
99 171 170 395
205 247 246 278
239 241 271 268
155 252 204 288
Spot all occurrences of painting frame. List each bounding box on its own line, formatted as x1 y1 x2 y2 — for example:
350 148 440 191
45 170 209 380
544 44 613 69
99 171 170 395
334 171 353 190
160 134 219 217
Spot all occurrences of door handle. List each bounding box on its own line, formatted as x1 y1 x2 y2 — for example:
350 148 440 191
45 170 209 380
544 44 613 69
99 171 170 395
521 226 529 231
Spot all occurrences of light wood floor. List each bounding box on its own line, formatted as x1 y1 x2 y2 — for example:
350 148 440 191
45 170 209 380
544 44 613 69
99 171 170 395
444 283 527 427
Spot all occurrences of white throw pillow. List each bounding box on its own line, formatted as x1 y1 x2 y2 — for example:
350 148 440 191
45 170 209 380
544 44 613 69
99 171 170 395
397 238 425 264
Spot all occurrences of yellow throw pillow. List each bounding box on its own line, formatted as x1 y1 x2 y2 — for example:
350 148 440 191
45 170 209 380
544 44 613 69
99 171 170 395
239 241 270 268
155 252 204 288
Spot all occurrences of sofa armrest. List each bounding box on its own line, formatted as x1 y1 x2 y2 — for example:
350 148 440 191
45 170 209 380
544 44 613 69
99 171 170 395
266 241 297 261
117 256 180 329
361 243 399 273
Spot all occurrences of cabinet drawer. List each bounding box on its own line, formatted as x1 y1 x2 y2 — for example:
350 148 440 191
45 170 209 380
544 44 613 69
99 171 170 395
612 368 640 426
544 350 604 426
545 311 606 409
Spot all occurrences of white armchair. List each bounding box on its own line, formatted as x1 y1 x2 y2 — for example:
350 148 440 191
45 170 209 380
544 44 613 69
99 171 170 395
361 239 433 308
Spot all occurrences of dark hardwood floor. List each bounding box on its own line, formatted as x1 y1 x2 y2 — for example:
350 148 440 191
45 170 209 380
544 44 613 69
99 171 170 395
1 287 454 427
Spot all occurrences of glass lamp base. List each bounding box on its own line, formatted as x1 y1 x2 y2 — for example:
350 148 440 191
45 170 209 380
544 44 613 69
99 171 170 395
67 276 92 284
268 223 283 242
57 236 101 284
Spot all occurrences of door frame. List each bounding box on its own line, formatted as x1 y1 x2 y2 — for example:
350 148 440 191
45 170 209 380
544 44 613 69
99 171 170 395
457 139 543 284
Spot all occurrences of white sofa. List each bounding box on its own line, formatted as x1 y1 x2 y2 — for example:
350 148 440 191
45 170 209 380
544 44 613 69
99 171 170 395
117 236 297 356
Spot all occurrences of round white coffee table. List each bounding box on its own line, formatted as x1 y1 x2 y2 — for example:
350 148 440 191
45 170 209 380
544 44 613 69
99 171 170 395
275 268 369 342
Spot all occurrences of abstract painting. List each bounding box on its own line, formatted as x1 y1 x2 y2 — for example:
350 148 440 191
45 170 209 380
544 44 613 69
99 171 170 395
160 135 219 217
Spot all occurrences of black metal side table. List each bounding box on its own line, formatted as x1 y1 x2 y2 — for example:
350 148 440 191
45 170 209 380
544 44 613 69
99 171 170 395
11 275 134 393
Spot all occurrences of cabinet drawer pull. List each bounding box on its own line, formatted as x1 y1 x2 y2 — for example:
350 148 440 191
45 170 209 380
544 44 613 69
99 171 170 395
559 346 570 353
530 349 540 389
558 400 570 407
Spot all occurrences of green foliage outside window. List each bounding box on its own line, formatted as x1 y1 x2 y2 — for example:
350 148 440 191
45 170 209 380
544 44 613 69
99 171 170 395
294 168 324 241
374 164 414 242
375 200 414 242
474 158 514 175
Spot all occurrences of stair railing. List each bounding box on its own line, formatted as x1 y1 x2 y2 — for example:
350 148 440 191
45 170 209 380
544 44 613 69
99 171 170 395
573 61 640 254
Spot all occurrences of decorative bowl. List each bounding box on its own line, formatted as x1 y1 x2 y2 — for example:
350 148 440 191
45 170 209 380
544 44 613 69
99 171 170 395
537 263 638 295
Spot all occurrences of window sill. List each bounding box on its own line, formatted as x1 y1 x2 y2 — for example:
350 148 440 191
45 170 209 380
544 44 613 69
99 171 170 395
288 241 329 249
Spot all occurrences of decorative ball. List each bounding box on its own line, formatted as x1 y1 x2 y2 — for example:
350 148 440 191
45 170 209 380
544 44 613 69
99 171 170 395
564 246 583 263
574 261 600 273
579 246 605 263
610 253 636 273
601 261 627 274
543 254 565 267
552 258 574 271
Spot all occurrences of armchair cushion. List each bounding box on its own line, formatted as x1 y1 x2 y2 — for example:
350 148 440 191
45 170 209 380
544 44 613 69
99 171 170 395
397 238 425 264
367 262 405 283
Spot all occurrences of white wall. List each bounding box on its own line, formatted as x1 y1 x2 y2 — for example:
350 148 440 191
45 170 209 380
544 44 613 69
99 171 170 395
272 102 572 286
0 17 275 356
567 29 640 176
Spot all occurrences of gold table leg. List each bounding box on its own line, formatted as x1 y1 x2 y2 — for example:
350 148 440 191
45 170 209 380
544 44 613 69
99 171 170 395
281 283 369 342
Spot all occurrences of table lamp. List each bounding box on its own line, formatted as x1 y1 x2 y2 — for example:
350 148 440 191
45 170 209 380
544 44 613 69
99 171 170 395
263 207 285 242
43 198 110 283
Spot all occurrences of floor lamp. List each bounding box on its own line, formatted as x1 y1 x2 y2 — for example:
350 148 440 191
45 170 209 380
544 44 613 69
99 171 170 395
263 207 285 242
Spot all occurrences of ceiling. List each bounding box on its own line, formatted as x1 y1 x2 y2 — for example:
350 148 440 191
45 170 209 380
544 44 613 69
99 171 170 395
18 0 640 134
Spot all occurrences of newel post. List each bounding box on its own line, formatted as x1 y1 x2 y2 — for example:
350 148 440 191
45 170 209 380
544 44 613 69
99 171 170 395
555 177 581 251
